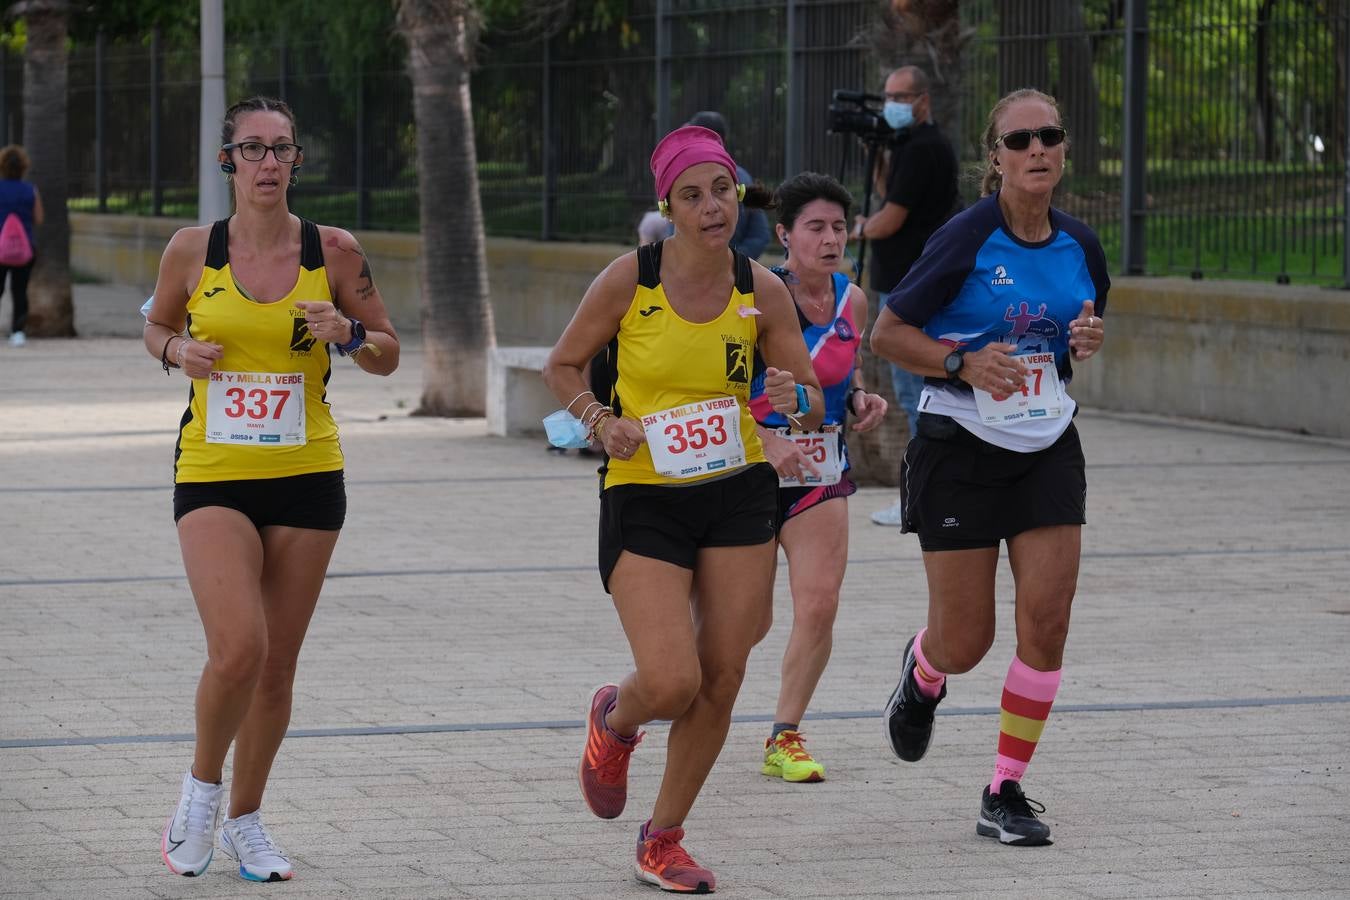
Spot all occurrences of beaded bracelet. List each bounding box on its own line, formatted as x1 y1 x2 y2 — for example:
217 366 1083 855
588 409 615 443
583 403 613 429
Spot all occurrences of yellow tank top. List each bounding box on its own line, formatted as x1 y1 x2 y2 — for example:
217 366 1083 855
602 241 766 488
174 217 344 483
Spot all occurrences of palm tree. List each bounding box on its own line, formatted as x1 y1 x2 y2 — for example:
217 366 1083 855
848 0 967 486
12 0 73 336
394 0 495 416
874 0 968 152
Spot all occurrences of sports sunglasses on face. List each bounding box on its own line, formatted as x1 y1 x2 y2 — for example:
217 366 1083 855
995 126 1067 151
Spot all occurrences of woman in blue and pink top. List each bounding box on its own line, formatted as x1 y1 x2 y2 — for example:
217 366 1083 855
749 172 888 783
871 89 1108 846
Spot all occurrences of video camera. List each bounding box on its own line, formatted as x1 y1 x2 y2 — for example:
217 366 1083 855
827 90 893 144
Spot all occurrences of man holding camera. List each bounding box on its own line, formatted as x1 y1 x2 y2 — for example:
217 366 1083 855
850 65 959 525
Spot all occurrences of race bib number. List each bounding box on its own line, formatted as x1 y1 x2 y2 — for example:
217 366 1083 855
642 396 746 479
775 427 842 487
205 371 306 445
973 352 1064 425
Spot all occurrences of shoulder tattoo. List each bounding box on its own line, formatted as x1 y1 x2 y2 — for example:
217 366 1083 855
325 233 376 299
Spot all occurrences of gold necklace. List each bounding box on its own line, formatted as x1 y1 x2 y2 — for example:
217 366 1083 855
785 273 833 317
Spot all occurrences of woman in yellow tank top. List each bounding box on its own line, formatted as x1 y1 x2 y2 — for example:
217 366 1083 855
143 96 399 882
544 125 824 893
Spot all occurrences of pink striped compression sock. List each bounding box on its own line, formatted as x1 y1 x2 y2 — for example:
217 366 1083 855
992 655 1062 794
911 627 947 700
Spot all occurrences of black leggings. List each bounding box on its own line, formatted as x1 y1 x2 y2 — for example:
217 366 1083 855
1 258 33 333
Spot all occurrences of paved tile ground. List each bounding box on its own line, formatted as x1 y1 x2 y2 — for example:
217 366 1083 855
1 286 1348 898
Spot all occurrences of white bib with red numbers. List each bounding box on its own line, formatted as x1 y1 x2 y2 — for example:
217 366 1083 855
205 370 307 445
774 426 843 487
973 352 1065 426
641 396 746 479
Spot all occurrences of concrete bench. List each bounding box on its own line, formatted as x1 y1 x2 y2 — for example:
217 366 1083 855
487 345 557 437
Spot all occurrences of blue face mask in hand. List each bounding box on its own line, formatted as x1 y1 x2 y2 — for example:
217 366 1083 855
884 101 914 131
543 409 592 449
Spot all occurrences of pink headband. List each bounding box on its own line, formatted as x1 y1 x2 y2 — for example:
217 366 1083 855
650 125 739 201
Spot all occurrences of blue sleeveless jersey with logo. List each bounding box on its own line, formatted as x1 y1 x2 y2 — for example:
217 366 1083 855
883 192 1109 385
749 270 857 429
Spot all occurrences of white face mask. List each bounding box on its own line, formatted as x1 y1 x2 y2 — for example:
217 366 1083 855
884 101 914 131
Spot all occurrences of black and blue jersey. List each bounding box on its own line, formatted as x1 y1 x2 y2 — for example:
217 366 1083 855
884 193 1110 450
884 192 1109 383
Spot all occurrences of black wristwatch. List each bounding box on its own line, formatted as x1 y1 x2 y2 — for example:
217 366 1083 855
942 349 966 381
336 317 366 356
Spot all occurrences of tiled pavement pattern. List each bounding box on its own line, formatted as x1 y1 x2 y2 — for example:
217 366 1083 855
1 287 1348 898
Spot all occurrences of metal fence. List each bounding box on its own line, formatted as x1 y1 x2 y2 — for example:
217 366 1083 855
11 0 1346 284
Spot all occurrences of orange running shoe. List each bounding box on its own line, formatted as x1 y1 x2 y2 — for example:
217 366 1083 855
635 821 716 893
579 683 642 819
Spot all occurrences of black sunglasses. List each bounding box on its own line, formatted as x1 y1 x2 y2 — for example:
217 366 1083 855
996 126 1067 151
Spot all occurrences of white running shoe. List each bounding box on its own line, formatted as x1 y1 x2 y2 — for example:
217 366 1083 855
161 771 223 877
8 330 24 347
871 498 904 526
219 811 294 882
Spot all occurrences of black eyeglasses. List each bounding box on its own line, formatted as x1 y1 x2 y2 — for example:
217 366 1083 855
995 126 1066 151
221 141 302 163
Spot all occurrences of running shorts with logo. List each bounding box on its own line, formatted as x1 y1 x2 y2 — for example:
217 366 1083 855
901 412 1084 551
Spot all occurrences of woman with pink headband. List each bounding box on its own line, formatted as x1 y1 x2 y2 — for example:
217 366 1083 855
545 125 824 894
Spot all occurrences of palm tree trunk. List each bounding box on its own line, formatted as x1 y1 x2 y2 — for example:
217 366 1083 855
853 0 967 486
395 0 494 415
16 0 73 336
1056 0 1099 176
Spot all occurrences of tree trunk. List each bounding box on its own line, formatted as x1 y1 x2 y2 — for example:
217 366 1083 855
18 0 73 336
1330 0 1348 162
1056 0 1099 176
1255 0 1278 162
996 0 1051 94
855 0 966 486
395 0 494 416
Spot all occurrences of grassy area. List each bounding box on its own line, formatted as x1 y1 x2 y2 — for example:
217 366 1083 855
1094 214 1346 286
69 174 1346 286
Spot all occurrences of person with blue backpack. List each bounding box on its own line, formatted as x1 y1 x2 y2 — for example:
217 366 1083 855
0 144 43 347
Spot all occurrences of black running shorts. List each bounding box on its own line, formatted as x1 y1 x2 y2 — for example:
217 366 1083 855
901 414 1085 552
598 463 778 592
173 469 347 531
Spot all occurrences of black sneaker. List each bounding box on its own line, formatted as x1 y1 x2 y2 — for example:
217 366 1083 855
976 781 1053 846
883 634 946 761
